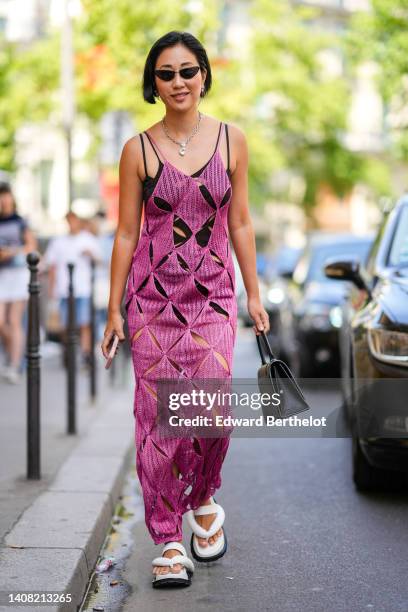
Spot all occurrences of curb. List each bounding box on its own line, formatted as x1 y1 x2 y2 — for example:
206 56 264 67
0 384 135 612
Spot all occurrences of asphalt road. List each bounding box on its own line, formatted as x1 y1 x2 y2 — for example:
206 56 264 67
83 326 408 612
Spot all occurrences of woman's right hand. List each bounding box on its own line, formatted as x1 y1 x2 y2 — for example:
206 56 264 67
101 310 126 359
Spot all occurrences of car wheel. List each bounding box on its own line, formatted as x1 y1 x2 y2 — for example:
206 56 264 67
352 434 381 491
352 434 407 492
342 346 354 425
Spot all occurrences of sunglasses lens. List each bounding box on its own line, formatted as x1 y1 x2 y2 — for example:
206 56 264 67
180 66 200 79
155 70 175 81
154 66 200 81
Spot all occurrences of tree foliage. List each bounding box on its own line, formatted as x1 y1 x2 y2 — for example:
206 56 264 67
0 0 393 207
247 0 384 209
347 0 408 162
0 34 59 170
76 0 219 126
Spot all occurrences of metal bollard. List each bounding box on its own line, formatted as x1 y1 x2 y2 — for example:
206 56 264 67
66 263 77 434
26 252 41 480
89 258 97 400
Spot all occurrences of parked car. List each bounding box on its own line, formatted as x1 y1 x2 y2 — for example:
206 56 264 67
234 252 289 332
324 195 408 490
259 246 302 361
283 233 373 377
236 276 272 328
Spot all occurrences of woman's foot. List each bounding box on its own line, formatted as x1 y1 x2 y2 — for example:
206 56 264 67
194 498 223 547
152 543 184 576
2 365 21 384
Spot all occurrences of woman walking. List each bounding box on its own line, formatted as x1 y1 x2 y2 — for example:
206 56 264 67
0 182 37 384
102 31 269 588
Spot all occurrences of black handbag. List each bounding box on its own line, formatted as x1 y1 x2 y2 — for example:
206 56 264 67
256 330 310 419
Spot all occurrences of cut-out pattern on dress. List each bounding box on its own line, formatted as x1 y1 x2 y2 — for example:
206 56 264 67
125 122 238 544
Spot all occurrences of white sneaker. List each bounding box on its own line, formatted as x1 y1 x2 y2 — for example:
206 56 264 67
0 364 10 377
3 366 21 385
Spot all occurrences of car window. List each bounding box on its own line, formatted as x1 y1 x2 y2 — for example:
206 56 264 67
307 241 372 283
387 206 408 267
365 215 389 276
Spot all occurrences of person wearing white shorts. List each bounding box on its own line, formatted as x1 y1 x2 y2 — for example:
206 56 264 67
0 182 37 384
42 211 102 368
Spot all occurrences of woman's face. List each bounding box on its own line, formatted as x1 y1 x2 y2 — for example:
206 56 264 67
154 43 206 111
0 192 15 216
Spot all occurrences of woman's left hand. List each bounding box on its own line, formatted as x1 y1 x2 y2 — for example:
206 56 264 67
247 295 270 336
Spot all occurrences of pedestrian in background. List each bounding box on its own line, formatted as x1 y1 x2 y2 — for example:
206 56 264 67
43 211 102 368
0 181 37 384
84 211 114 341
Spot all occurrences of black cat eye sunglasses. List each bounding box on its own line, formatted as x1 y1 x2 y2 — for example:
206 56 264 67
154 65 201 82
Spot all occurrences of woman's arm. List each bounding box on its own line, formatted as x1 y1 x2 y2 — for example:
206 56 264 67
22 227 38 254
102 136 144 357
227 125 270 335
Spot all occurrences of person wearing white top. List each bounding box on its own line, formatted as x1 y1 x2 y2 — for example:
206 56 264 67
43 212 102 365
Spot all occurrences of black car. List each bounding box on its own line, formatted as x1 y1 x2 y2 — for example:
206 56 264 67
325 195 408 490
283 233 373 377
234 251 296 335
260 246 302 362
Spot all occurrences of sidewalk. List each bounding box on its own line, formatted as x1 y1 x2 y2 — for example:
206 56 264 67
0 342 135 611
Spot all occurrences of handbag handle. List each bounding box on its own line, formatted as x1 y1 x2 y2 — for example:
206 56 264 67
255 330 277 365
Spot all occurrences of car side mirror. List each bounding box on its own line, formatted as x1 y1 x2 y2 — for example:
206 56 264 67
324 257 371 296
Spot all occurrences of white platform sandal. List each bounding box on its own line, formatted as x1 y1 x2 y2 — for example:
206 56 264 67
186 496 227 562
151 541 195 588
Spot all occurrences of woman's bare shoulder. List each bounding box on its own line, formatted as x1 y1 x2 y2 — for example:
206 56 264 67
225 122 247 146
121 121 161 155
224 122 248 174
120 129 153 179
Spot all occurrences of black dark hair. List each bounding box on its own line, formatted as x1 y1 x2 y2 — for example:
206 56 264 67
0 181 12 195
0 181 17 213
142 31 212 104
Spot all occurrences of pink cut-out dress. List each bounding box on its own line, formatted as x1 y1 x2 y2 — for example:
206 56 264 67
125 121 238 544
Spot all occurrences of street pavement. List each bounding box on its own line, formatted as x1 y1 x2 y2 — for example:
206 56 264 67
0 342 132 544
82 326 408 612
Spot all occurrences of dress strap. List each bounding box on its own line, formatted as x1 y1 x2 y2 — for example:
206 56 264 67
225 123 230 174
139 133 148 177
144 130 166 163
214 121 223 154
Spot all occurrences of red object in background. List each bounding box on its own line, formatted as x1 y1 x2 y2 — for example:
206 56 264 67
76 44 117 92
100 168 119 222
99 168 144 236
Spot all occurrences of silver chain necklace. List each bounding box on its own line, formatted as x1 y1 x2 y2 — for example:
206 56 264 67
161 111 202 156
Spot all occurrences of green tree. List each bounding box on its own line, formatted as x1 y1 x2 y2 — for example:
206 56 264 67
246 0 385 210
0 0 391 209
347 0 408 161
76 0 219 124
0 34 59 171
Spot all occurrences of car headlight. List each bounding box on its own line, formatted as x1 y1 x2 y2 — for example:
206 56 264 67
368 328 408 367
329 306 343 329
